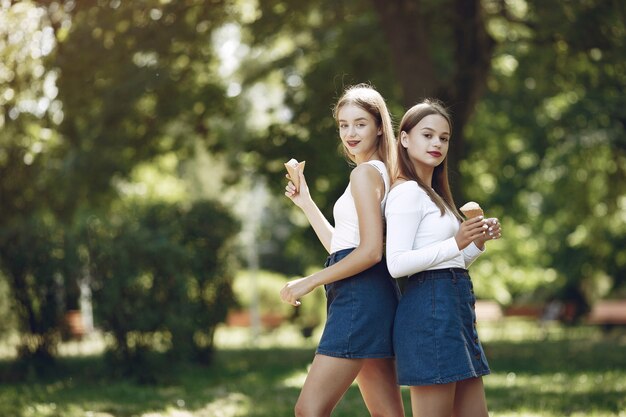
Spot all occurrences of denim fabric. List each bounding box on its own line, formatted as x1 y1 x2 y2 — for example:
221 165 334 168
316 248 401 359
393 268 490 385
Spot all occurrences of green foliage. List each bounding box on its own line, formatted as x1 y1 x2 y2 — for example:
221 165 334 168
0 272 17 336
85 200 239 376
236 0 626 307
52 0 235 209
0 215 82 366
463 0 626 308
0 0 243 375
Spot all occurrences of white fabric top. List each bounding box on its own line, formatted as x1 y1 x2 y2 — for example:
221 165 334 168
385 181 484 278
329 160 390 254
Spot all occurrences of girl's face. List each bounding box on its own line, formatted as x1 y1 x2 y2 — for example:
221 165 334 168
337 104 381 162
401 114 450 171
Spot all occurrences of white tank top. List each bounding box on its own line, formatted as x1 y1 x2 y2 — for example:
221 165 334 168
329 160 390 253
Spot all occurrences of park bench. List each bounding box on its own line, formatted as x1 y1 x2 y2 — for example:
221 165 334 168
226 310 285 329
587 300 626 330
474 300 503 322
504 304 543 319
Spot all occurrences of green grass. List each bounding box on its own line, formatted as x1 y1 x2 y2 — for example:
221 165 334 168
0 320 625 417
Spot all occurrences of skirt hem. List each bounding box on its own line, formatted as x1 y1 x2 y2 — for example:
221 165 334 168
316 350 395 360
398 369 491 386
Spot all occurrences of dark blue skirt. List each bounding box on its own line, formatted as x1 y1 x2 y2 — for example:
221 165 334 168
393 268 490 385
316 248 401 359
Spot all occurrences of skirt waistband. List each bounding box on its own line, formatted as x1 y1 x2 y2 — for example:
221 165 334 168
326 248 356 264
408 267 469 281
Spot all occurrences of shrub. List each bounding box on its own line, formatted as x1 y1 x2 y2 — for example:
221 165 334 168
0 216 78 369
86 200 239 377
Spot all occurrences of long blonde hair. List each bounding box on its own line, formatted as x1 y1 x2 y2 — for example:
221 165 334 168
396 99 462 221
333 84 397 180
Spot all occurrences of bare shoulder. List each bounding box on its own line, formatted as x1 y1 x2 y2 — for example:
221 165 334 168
350 163 383 185
350 164 384 205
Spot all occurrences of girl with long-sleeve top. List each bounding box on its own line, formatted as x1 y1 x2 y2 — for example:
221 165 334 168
386 99 501 417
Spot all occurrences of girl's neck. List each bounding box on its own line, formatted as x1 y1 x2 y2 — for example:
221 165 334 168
355 150 380 165
414 164 434 187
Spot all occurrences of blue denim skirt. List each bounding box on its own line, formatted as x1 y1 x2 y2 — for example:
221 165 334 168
394 268 490 385
316 248 401 359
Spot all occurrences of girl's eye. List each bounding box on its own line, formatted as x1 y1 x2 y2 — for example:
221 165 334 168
424 134 432 139
441 137 450 142
339 124 347 129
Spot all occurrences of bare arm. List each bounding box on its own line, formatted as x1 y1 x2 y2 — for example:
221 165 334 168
281 164 385 306
285 169 334 253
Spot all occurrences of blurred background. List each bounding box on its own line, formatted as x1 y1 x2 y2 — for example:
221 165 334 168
0 0 625 416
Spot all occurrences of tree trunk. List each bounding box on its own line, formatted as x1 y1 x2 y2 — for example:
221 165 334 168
443 0 495 198
371 0 495 200
371 0 438 105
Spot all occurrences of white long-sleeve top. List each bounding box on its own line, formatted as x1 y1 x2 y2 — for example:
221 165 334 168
385 181 484 278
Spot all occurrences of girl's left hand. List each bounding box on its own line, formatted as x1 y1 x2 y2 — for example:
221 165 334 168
280 277 314 306
474 218 501 248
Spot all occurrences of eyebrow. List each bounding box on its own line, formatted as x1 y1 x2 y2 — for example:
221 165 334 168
420 126 450 135
338 117 369 123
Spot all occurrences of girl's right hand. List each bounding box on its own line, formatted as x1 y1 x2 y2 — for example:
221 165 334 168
455 216 487 250
284 169 311 208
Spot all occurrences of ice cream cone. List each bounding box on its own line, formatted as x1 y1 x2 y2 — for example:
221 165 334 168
284 158 306 191
459 201 484 219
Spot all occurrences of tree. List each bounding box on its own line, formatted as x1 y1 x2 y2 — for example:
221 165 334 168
0 1 80 366
371 0 495 174
234 0 626 308
241 0 497 195
51 0 233 212
0 0 242 367
464 0 626 312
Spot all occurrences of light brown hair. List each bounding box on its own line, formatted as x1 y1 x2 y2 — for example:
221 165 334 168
333 83 397 180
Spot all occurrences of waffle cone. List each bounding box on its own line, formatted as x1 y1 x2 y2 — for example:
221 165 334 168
284 160 306 191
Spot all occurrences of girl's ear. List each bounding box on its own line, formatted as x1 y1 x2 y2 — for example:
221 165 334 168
377 126 383 136
400 132 409 148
